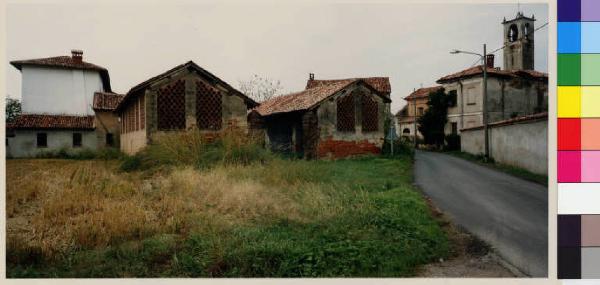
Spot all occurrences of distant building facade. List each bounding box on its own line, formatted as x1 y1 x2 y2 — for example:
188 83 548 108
7 50 123 157
396 86 442 140
435 12 548 136
252 75 391 159
115 61 258 155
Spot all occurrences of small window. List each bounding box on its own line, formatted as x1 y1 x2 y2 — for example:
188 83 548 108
418 107 424 116
73 133 82 147
447 90 457 107
451 122 458 135
466 87 476 105
403 128 410 134
37 133 47 148
106 133 114 147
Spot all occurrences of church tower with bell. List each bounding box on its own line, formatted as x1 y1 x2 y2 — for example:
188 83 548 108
502 12 535 70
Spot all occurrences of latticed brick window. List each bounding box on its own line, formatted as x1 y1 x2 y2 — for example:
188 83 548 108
134 97 139 131
361 95 379 132
157 80 186 130
196 80 222 130
337 94 355 132
139 95 145 129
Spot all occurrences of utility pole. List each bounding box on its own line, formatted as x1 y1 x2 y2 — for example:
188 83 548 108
450 46 490 160
483 44 489 161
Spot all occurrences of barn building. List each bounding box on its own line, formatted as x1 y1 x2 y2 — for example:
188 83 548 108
7 50 123 157
252 75 391 159
115 61 258 154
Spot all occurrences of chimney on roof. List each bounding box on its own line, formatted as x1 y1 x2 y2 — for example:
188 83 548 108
71 49 83 63
309 73 314 81
486 54 495 69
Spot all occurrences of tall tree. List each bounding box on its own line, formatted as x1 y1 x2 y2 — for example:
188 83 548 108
238 74 284 103
417 88 447 147
6 97 21 123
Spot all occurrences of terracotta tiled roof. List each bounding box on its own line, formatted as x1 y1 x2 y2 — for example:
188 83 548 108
460 112 547 131
306 77 391 94
11 56 107 72
256 81 352 116
117 60 257 111
404 86 443 100
512 70 549 79
256 79 391 116
10 54 113 92
7 114 95 130
437 65 548 83
93 92 124 111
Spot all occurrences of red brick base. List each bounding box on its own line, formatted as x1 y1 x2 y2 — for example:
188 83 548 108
317 138 381 159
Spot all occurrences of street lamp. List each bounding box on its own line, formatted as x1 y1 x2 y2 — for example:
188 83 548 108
450 44 489 161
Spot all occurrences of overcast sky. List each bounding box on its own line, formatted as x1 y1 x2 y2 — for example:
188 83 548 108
6 2 548 113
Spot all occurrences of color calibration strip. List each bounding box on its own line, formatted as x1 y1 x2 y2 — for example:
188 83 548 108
557 0 600 280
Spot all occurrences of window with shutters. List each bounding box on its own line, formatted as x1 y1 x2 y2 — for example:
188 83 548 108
361 95 378 132
157 80 186 130
196 80 222 130
336 94 355 132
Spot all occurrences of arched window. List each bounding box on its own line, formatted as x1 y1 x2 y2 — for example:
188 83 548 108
403 128 410 134
508 24 519 42
524 23 531 39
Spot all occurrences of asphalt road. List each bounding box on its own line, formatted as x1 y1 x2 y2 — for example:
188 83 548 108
414 150 548 277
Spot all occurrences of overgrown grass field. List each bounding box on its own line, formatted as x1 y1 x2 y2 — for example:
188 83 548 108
6 132 449 277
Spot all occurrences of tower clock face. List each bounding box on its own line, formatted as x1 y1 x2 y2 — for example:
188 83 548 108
508 24 519 42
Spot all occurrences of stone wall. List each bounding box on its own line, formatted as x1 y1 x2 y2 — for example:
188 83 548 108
7 129 97 158
460 115 547 175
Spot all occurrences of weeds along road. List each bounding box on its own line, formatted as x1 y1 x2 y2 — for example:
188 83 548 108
414 150 548 277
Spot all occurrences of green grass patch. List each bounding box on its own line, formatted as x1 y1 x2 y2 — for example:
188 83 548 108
8 154 449 277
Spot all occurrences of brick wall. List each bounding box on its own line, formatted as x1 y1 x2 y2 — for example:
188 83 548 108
317 136 380 159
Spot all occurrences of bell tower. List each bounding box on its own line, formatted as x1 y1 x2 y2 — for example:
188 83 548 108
502 12 535 70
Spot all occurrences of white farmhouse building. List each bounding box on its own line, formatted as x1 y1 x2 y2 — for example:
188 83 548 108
7 50 123 157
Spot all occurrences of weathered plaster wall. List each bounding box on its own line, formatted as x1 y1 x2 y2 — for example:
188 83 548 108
460 119 547 175
316 84 386 158
442 76 547 135
7 129 97 158
121 129 147 155
95 111 120 148
21 66 103 115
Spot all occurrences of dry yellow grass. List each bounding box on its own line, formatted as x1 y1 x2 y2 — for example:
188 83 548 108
6 159 333 259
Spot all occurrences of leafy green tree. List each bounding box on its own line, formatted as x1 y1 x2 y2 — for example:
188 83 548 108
417 88 447 148
6 97 21 123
